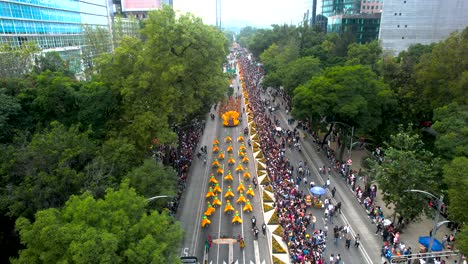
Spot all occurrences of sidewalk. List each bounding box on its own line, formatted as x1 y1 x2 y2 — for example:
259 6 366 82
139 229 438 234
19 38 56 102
346 149 460 263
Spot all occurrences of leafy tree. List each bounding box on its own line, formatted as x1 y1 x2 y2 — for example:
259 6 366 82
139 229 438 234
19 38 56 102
260 42 299 89
443 156 468 255
370 127 441 225
432 103 468 160
345 40 382 70
81 24 113 79
0 89 21 142
84 137 140 198
3 122 96 218
292 64 395 136
75 80 119 139
415 28 468 110
281 56 322 96
98 6 228 150
12 181 183 264
126 159 178 210
31 71 79 126
33 51 74 77
368 127 442 223
237 26 258 48
0 42 39 78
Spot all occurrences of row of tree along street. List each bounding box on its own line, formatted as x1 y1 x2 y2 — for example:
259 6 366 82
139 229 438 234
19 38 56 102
238 24 467 255
0 6 229 263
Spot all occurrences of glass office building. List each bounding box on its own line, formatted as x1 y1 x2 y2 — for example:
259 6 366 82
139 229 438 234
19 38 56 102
328 13 381 43
0 0 109 49
0 0 110 72
321 0 361 18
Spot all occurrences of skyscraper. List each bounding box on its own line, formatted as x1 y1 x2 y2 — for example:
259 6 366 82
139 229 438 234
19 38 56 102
321 0 361 18
0 0 110 49
0 0 111 72
379 0 468 55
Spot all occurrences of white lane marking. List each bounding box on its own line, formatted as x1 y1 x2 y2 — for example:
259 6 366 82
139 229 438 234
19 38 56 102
217 163 225 264
253 240 261 264
192 128 215 256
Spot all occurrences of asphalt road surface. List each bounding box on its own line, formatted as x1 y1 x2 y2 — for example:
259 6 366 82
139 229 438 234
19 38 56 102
177 66 270 264
177 57 379 264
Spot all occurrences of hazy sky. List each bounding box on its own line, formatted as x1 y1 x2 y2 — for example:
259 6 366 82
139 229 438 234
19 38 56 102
174 0 313 28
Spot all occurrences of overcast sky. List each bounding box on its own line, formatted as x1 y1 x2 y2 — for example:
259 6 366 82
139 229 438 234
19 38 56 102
174 0 314 28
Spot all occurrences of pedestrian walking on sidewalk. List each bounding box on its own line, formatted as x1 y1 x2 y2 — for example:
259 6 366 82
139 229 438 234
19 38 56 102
354 234 361 248
336 253 341 264
376 221 383 235
345 233 351 249
332 186 336 198
335 202 342 214
333 226 339 245
262 223 266 236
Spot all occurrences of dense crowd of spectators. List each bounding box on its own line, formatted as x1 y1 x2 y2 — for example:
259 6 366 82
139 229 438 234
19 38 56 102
239 53 329 263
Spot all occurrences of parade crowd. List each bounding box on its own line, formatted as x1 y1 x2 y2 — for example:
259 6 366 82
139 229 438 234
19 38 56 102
239 54 338 263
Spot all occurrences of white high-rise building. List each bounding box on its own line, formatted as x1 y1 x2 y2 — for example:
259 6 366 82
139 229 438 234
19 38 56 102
379 0 468 55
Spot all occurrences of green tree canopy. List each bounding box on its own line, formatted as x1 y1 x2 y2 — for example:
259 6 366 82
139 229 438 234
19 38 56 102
281 56 322 96
345 40 382 70
292 64 395 134
97 6 228 150
0 88 21 142
12 181 183 264
368 127 442 222
413 28 468 112
443 156 468 255
432 102 468 160
126 159 178 200
3 122 96 218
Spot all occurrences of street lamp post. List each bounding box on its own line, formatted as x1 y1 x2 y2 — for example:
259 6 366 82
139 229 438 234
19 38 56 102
147 195 174 202
406 189 444 257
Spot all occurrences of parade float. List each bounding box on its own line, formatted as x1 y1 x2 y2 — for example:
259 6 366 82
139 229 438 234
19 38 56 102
219 96 241 127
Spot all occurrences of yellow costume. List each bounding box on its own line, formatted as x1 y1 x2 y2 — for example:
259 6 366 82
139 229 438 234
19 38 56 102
237 181 245 193
202 215 211 228
218 151 225 160
213 139 219 145
228 155 236 165
224 200 235 213
224 173 233 182
224 186 235 199
212 196 222 207
243 170 251 180
246 185 255 197
237 192 247 204
205 202 216 216
205 187 215 199
227 145 233 153
209 174 218 185
212 159 220 168
213 183 222 194
238 150 245 158
243 199 253 212
242 156 249 163
217 167 224 176
232 211 242 224
212 145 219 153
237 135 244 142
239 144 246 151
235 164 243 172
225 135 232 143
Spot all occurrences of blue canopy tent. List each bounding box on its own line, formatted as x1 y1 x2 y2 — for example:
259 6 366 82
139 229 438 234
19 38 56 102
418 236 444 251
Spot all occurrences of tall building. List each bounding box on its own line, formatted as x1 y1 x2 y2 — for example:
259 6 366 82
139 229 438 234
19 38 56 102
379 0 468 55
0 0 111 71
321 0 361 18
0 0 110 49
360 0 383 14
110 0 172 20
328 13 381 43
